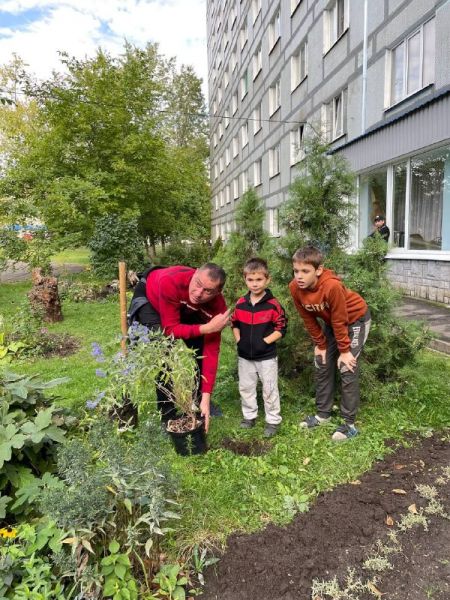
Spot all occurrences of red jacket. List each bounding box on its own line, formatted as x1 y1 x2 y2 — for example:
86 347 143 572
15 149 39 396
146 266 227 393
289 269 367 353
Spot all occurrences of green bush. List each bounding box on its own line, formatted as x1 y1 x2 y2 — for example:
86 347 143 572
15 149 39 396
157 237 214 268
0 371 71 520
87 214 146 279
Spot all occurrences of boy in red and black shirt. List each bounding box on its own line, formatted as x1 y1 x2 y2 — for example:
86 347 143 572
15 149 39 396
231 258 287 438
289 246 371 441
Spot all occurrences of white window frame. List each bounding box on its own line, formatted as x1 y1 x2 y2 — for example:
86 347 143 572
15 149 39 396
214 195 219 211
290 124 305 165
269 79 281 115
230 2 237 29
269 208 280 236
269 144 280 177
291 0 302 14
252 45 262 80
241 171 249 193
219 155 224 173
291 39 308 90
224 68 230 89
323 0 349 53
252 0 262 23
233 177 239 200
386 17 435 108
225 184 231 204
231 45 238 72
225 146 231 166
253 158 262 186
241 122 249 148
224 108 230 128
240 20 248 51
219 189 224 207
232 135 239 157
253 103 262 134
322 89 347 141
240 69 249 100
269 8 281 51
232 91 238 115
218 121 224 139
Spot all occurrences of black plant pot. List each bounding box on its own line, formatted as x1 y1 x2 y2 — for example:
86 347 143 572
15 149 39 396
168 420 207 456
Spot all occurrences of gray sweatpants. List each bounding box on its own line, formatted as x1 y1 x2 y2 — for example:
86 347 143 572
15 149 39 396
238 357 282 425
315 311 371 424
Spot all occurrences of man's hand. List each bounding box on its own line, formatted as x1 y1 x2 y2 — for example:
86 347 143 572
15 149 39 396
338 351 357 372
199 392 211 433
314 346 327 365
200 309 231 335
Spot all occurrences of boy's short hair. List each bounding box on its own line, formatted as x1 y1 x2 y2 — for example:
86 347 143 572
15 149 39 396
292 246 324 269
243 257 269 276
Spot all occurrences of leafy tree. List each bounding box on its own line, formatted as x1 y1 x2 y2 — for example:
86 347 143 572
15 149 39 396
0 45 210 254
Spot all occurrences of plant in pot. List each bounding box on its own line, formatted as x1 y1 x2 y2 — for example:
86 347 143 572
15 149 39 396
88 325 207 456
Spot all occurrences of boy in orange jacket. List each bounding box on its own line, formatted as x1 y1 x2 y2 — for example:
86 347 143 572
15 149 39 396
289 246 371 441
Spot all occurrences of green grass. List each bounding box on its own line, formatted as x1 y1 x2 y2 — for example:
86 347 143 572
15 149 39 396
51 246 90 265
1 280 450 557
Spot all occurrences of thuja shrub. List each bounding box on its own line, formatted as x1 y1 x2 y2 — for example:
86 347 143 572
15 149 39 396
157 237 213 268
87 214 146 279
340 236 430 381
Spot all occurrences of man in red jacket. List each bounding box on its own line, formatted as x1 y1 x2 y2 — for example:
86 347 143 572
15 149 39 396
128 263 230 431
289 247 371 441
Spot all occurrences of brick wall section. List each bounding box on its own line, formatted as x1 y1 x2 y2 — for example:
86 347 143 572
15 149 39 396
387 259 450 304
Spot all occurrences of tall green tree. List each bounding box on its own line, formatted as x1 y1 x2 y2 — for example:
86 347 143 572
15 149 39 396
0 44 210 252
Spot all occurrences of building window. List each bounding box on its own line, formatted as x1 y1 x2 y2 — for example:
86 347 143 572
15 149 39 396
358 169 388 241
253 103 262 134
324 0 348 53
232 135 239 157
269 208 280 236
241 171 249 193
241 122 249 148
291 40 308 90
231 45 238 72
214 195 219 211
388 17 435 107
252 0 262 22
214 162 219 180
269 79 281 115
219 189 224 207
217 84 222 105
252 45 262 80
290 124 305 165
232 92 238 115
219 155 224 173
224 68 230 89
322 88 347 141
218 121 224 139
233 177 239 199
269 145 280 177
240 69 249 100
291 0 302 14
213 132 218 148
225 184 231 204
212 99 217 114
269 8 281 51
225 146 231 166
224 108 230 128
253 159 262 186
240 20 248 50
230 2 237 28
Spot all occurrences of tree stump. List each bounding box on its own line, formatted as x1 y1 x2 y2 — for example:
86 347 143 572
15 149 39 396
28 268 63 323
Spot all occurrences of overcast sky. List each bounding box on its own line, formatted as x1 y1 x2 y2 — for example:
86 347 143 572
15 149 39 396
0 0 208 94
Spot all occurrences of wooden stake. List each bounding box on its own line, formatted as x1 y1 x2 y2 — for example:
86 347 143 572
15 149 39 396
118 261 128 356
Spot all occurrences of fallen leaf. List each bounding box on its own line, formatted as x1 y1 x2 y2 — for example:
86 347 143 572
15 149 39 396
408 503 418 514
392 488 407 495
394 464 406 470
62 537 78 545
303 457 311 466
350 479 361 485
380 474 390 478
367 581 384 597
419 459 425 468
385 515 394 526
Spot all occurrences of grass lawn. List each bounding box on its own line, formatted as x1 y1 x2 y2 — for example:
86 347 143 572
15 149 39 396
51 246 90 265
1 279 449 557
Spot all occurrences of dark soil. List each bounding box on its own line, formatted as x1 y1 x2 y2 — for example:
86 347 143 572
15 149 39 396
202 433 450 600
218 438 272 456
38 332 80 357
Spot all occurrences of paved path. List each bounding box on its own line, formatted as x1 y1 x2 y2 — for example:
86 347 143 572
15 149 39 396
396 296 450 355
0 261 85 283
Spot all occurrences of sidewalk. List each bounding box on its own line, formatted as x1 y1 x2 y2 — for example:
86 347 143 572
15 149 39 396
0 261 85 283
396 296 450 355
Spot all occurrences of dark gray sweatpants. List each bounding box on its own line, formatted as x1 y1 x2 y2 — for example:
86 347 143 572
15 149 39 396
315 311 371 424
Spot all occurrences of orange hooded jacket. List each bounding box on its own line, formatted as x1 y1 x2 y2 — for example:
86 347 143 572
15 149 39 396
289 268 367 353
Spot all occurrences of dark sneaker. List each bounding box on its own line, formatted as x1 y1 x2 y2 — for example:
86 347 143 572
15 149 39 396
299 414 330 429
264 423 278 438
210 402 223 417
240 418 256 429
331 423 359 441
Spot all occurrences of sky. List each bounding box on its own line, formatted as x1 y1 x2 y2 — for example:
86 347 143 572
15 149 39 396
0 0 208 93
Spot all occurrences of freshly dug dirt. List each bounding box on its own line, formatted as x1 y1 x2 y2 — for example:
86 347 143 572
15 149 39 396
202 433 450 600
39 333 80 358
218 438 272 456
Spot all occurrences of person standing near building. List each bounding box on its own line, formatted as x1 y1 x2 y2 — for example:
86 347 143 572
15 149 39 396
369 215 390 242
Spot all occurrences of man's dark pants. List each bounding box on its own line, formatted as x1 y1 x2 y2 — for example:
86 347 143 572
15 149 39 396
315 311 371 424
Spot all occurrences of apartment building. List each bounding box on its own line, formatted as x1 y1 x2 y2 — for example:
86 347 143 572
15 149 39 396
207 0 450 303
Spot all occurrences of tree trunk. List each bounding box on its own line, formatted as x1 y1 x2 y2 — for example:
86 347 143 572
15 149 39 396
28 268 63 323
